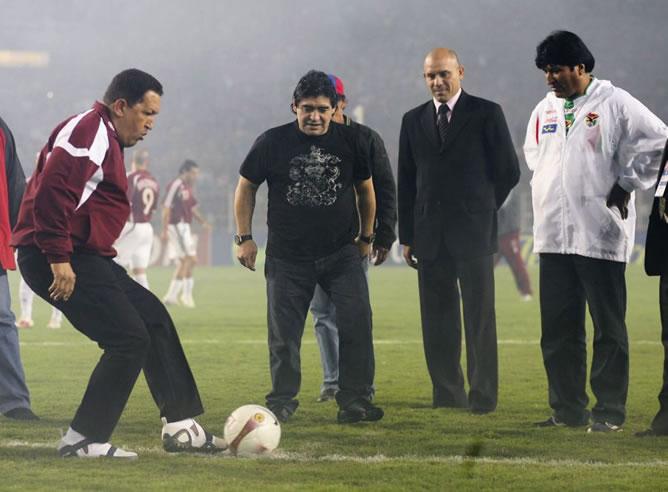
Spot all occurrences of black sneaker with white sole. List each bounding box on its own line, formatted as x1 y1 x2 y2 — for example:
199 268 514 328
587 421 623 433
161 418 227 453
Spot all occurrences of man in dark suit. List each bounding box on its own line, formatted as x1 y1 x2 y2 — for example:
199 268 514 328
398 48 520 413
638 139 668 437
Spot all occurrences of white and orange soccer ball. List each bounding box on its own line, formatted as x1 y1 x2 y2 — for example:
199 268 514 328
223 405 281 456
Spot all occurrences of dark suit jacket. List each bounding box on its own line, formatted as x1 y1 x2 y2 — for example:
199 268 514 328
645 139 668 276
397 91 520 261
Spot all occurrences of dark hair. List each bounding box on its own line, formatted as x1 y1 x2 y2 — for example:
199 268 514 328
103 68 163 106
535 31 595 72
293 70 337 107
179 159 198 174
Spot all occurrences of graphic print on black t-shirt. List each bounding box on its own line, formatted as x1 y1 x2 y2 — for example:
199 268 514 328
286 146 343 207
239 121 372 261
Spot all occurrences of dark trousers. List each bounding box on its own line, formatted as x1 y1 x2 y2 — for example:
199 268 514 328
17 247 203 442
539 253 628 426
652 275 668 432
417 246 497 412
265 244 373 411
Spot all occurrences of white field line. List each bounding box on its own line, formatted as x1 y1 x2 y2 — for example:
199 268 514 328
2 440 667 468
18 339 662 347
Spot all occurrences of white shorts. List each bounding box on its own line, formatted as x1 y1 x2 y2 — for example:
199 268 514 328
167 223 197 260
114 222 154 270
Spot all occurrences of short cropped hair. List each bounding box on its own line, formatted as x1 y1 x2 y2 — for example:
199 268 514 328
534 31 595 72
103 68 163 106
293 70 337 107
179 159 198 174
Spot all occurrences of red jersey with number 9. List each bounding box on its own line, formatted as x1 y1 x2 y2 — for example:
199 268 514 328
127 169 159 223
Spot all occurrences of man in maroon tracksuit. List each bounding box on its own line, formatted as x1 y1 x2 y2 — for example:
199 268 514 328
11 69 226 458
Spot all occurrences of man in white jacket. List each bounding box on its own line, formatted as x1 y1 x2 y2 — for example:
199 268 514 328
524 31 668 433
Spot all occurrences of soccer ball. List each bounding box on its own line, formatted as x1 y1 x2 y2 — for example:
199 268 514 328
224 405 281 455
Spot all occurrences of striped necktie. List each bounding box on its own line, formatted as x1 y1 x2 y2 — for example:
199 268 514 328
437 104 450 144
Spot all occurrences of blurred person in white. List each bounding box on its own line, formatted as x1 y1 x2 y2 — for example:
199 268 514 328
161 160 210 308
114 149 159 289
15 157 64 329
16 275 63 329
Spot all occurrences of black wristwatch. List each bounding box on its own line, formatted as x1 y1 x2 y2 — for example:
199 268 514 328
234 234 253 245
359 233 376 244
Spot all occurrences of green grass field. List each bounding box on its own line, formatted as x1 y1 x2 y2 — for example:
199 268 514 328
1 263 667 491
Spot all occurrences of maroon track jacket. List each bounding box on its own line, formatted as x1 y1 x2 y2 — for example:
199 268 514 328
12 102 130 264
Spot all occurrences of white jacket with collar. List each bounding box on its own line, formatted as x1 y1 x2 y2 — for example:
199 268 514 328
524 79 667 262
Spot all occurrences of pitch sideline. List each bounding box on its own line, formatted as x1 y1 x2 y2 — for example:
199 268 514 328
1 439 667 468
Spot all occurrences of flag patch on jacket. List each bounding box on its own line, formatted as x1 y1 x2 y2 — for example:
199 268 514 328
541 123 557 134
585 112 599 127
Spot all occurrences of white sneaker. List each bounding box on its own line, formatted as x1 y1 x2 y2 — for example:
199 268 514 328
57 437 137 459
15 318 34 329
179 296 196 308
46 320 62 329
163 297 181 306
161 418 227 453
521 294 533 302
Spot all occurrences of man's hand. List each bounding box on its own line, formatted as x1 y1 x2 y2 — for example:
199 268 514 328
49 262 76 301
356 239 371 259
371 245 389 266
607 182 631 220
402 245 418 269
236 240 258 271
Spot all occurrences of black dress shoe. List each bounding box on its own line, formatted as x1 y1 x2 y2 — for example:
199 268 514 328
269 406 292 423
337 399 384 424
3 407 39 420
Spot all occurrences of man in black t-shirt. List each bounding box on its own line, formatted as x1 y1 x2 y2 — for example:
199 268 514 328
234 70 382 424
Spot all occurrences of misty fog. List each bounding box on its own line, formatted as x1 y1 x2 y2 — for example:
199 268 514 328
1 0 666 250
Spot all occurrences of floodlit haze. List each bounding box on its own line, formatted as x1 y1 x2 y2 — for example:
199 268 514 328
1 0 667 233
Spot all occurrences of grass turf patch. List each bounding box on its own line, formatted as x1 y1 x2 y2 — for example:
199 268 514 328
2 264 667 490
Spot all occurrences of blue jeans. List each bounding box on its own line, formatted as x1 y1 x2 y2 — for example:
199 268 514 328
265 244 374 411
310 258 373 397
0 270 31 414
